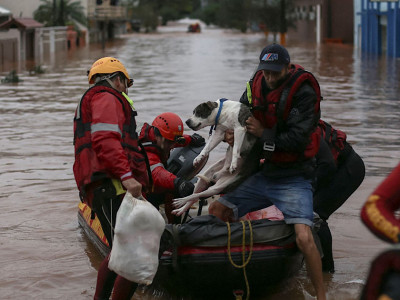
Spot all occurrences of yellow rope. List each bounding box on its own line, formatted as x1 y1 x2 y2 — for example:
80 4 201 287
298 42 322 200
226 220 253 300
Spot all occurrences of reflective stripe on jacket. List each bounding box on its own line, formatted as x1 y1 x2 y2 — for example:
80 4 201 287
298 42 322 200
73 85 149 195
361 163 400 243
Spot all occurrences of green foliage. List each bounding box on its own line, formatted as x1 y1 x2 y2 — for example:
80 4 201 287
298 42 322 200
198 0 294 33
29 65 46 75
253 0 295 33
116 0 295 34
33 0 87 27
198 2 220 26
216 0 250 32
159 6 181 25
137 3 159 32
1 70 22 83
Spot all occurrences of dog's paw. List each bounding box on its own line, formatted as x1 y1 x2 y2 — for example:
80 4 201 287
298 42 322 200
172 200 197 216
173 197 186 208
229 163 237 174
193 155 203 167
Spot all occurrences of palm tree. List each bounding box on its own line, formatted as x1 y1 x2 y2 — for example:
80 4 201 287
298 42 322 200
34 0 87 27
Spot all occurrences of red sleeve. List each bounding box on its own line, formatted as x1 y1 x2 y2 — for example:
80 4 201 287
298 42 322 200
90 92 132 180
361 163 400 243
146 151 177 193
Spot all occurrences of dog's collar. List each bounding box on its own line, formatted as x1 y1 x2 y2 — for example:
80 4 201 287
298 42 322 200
209 98 228 136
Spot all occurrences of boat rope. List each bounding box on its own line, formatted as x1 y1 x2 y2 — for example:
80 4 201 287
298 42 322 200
226 220 253 300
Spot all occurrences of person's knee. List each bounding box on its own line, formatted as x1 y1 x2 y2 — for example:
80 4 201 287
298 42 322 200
295 225 316 253
208 201 234 222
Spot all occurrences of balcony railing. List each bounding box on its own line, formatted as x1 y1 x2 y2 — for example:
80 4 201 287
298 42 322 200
87 1 127 21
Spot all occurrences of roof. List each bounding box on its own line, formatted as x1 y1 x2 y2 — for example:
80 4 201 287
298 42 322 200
0 6 11 16
0 17 43 30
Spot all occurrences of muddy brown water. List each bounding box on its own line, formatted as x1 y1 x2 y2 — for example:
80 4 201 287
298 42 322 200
1 25 400 299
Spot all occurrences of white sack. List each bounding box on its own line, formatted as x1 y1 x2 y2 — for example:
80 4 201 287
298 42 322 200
108 193 166 285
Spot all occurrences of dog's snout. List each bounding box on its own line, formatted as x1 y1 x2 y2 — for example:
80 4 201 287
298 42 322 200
185 117 201 131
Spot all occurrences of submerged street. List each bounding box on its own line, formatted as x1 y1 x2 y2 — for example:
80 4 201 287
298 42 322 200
0 25 400 299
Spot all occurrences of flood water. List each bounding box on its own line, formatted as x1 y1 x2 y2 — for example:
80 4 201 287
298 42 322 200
1 23 400 299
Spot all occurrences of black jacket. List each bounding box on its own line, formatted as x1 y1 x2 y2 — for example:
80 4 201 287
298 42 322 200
240 76 320 178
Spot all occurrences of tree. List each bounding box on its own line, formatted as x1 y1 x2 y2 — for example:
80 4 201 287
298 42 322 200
34 0 87 27
252 0 295 40
216 0 249 32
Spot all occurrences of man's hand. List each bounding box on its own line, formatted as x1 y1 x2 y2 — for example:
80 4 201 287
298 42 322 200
174 177 195 197
246 116 264 137
122 178 142 197
223 129 234 147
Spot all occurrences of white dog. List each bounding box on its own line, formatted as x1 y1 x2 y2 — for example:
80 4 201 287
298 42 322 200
172 98 258 216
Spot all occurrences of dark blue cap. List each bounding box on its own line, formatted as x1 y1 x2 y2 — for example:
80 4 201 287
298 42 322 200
256 44 290 72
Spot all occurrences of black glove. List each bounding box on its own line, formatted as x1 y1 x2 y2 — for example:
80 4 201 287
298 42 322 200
174 177 195 198
190 133 205 147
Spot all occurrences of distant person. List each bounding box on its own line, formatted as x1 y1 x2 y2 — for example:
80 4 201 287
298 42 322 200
139 112 205 223
313 120 365 273
209 43 326 299
73 57 150 300
360 163 400 300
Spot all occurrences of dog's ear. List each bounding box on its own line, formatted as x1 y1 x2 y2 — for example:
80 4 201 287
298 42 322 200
193 101 219 118
206 101 218 109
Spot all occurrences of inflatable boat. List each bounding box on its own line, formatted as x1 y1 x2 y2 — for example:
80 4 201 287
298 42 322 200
154 215 303 299
78 202 303 298
77 145 309 298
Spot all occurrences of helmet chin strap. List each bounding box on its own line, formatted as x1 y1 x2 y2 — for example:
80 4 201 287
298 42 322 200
106 77 129 95
105 78 117 90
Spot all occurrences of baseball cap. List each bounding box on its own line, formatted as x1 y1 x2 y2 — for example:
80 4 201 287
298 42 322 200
256 44 290 72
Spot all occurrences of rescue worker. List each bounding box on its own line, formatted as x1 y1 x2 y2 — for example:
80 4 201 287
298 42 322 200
313 120 365 273
210 43 326 299
360 163 400 300
73 57 150 300
139 112 205 223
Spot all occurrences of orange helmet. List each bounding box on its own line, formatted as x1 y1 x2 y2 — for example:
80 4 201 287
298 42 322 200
152 112 184 142
87 57 133 87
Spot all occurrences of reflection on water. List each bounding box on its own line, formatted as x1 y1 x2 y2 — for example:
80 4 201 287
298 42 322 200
0 26 399 299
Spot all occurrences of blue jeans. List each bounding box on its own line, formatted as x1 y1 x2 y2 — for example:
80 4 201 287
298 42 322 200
218 171 314 226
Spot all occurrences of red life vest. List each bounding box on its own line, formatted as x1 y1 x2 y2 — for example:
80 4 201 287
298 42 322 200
139 123 166 163
73 85 150 194
250 64 321 162
138 123 193 193
318 120 347 163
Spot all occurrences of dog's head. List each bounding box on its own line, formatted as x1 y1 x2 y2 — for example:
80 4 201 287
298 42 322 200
186 101 219 131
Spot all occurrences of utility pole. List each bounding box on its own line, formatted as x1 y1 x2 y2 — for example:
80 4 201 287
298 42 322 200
280 0 287 45
58 0 65 26
52 0 57 26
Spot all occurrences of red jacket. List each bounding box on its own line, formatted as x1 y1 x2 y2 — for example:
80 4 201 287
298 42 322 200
73 85 149 198
139 123 191 193
361 163 400 243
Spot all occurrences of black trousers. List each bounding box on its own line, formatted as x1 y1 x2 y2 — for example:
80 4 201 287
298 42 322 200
91 181 124 249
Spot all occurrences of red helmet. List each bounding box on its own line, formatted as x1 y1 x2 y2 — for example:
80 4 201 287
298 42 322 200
152 112 184 141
